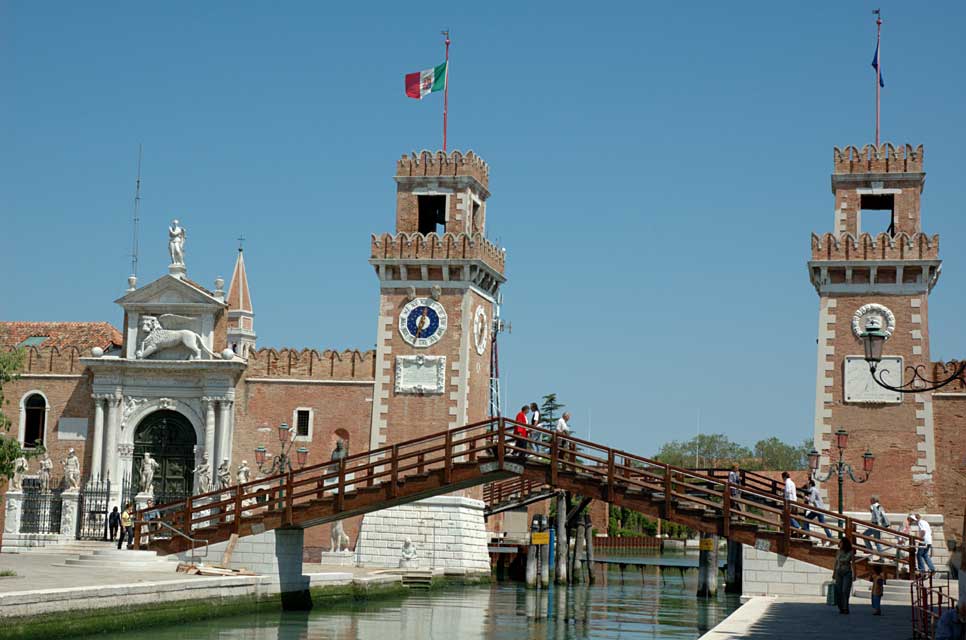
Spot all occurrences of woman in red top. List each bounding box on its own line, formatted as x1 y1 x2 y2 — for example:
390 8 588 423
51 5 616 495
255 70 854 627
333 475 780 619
513 405 531 459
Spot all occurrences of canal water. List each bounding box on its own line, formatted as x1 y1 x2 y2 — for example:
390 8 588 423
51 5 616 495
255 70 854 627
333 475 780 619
92 565 740 640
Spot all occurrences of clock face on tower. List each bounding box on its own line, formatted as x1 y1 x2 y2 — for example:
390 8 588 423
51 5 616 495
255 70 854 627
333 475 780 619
399 298 448 348
473 305 489 355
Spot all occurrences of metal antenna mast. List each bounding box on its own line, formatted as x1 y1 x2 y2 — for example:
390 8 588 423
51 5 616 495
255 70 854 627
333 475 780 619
489 292 511 419
130 144 143 278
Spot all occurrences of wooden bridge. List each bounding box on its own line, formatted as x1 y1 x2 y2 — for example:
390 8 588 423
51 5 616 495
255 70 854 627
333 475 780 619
135 418 915 579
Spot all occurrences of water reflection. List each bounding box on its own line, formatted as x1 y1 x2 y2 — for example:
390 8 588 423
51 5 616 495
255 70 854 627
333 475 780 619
92 568 737 640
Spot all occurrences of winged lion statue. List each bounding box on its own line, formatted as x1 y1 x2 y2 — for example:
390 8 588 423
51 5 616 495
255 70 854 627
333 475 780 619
136 314 219 360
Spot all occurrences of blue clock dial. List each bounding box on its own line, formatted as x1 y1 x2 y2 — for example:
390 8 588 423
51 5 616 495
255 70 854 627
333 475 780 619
406 306 440 339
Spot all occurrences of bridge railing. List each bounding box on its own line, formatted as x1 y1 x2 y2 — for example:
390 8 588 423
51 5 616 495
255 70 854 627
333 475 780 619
503 419 916 574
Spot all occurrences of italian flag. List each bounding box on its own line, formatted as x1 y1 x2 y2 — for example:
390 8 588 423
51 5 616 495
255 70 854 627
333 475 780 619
405 62 447 100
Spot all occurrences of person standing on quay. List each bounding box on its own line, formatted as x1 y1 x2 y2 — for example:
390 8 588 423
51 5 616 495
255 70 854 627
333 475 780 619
108 506 120 542
833 536 855 614
117 503 134 550
934 601 966 640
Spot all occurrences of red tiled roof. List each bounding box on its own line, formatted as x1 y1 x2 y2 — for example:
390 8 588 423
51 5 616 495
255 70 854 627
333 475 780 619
0 322 123 350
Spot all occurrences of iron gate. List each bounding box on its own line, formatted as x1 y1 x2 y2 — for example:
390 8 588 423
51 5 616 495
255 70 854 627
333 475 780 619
19 478 62 534
77 479 111 540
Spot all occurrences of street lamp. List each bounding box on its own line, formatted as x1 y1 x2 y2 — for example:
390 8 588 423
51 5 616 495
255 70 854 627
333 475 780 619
808 428 875 534
254 422 309 475
860 317 966 392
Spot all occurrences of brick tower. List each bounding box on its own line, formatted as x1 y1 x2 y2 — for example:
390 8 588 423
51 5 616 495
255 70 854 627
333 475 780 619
808 143 941 513
367 150 505 451
355 150 506 570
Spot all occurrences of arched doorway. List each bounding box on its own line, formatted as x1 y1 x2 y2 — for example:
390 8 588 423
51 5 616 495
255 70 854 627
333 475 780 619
132 410 196 504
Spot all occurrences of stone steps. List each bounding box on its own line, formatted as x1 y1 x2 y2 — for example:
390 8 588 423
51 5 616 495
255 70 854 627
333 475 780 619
59 548 178 570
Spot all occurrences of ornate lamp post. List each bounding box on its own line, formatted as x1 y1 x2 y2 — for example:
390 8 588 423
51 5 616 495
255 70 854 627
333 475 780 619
254 422 309 475
808 428 875 533
860 317 966 392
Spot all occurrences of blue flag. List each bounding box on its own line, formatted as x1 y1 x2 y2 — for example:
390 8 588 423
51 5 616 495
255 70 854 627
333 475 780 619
871 41 884 87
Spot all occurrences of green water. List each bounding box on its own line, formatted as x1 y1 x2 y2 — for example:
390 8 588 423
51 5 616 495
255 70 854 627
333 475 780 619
88 568 739 640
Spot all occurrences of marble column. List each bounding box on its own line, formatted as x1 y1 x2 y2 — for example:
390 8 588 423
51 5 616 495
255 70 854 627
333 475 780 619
60 491 80 539
90 395 105 480
104 395 122 484
3 492 23 535
203 397 217 485
217 399 233 468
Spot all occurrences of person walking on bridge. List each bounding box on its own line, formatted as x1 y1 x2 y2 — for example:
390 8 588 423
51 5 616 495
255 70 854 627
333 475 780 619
803 479 834 544
911 514 937 573
782 472 803 532
727 464 742 512
863 496 890 555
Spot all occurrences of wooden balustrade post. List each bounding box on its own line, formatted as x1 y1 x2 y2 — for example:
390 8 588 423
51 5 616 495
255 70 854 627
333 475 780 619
418 453 425 475
550 434 559 487
234 487 243 533
469 435 477 463
782 497 791 557
607 450 615 500
285 472 294 525
133 521 142 550
497 419 505 469
663 468 672 520
444 430 453 484
390 445 399 498
336 459 346 512
184 497 193 534
723 483 731 538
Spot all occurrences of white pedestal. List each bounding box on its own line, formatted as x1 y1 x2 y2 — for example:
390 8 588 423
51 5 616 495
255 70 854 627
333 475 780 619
60 491 80 538
134 492 152 512
316 550 355 566
355 495 489 572
3 491 23 535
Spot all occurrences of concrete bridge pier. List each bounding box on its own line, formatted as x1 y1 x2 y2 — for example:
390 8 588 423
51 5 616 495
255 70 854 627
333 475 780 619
174 526 311 610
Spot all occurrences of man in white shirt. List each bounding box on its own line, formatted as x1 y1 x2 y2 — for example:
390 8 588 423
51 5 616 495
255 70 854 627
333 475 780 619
781 471 803 532
913 514 937 572
555 413 571 435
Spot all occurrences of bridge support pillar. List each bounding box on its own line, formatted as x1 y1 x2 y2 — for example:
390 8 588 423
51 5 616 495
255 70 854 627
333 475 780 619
555 494 567 585
697 532 718 598
725 540 742 594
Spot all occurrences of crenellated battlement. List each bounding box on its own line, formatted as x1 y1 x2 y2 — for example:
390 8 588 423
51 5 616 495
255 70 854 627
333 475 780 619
833 143 923 174
396 150 489 188
245 348 376 381
811 232 939 261
371 231 506 274
10 345 89 375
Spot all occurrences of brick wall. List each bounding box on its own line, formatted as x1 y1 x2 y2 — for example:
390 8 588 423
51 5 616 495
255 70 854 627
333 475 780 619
932 394 966 542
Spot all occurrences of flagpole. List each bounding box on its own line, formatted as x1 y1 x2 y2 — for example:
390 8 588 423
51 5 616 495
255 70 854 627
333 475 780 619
875 11 882 147
442 30 450 152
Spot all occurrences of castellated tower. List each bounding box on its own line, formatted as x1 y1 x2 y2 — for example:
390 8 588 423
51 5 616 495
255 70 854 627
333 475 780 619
367 150 505 451
355 150 505 571
808 143 941 513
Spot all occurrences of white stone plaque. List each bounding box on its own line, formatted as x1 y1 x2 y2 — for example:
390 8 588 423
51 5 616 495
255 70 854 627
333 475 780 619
394 355 446 395
58 418 89 441
844 356 903 404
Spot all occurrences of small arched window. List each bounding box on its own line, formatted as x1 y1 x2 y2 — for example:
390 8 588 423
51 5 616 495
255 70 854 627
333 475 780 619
24 394 46 448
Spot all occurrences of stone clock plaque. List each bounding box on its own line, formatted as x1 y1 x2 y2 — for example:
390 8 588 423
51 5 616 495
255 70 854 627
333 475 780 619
843 356 903 404
394 355 446 395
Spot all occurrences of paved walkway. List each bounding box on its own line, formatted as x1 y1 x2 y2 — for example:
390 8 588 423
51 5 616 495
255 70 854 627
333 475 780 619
0 551 179 593
699 596 912 640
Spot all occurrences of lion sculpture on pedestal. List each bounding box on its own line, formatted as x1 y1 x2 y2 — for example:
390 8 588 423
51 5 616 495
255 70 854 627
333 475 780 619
136 315 218 360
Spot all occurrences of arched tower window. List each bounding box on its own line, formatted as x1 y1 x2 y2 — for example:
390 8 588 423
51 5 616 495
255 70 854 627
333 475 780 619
23 394 46 448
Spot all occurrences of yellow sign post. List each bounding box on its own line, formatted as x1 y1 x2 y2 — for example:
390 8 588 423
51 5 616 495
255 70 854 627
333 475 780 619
531 532 550 545
698 538 715 552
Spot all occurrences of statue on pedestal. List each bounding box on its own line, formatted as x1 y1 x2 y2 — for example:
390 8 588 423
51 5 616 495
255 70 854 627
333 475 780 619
168 219 186 266
62 448 81 491
331 439 348 462
217 459 232 490
139 452 160 495
399 537 418 569
329 520 350 552
193 453 212 494
11 456 28 492
38 453 52 492
236 460 251 486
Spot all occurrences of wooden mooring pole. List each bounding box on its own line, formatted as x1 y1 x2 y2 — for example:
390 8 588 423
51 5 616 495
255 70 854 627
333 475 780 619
697 532 718 597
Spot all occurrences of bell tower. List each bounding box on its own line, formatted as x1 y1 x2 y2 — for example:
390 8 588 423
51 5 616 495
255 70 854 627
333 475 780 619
808 143 941 513
368 150 506 451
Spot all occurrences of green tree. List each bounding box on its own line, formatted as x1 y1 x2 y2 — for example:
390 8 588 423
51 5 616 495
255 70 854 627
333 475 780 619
752 436 810 471
654 433 752 469
540 393 565 427
0 346 41 479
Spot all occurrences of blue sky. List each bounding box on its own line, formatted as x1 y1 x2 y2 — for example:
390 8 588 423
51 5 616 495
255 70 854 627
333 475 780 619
4 2 965 457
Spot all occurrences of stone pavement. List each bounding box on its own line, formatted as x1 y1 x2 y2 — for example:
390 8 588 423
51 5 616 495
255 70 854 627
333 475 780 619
0 551 179 593
699 596 913 640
